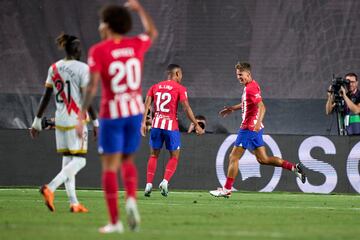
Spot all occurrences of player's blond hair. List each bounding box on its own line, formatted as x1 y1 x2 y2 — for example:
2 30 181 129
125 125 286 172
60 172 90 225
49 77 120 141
235 62 251 72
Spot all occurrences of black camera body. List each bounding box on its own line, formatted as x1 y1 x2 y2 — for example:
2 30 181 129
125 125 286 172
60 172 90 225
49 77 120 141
330 77 349 112
41 117 55 129
331 77 349 100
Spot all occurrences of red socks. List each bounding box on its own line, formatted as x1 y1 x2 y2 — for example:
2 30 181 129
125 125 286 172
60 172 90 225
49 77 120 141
146 156 158 183
164 157 178 181
120 161 138 199
224 177 234 190
102 171 118 224
281 160 295 171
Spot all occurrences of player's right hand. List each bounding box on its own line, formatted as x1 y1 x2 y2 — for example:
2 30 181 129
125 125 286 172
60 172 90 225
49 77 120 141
125 0 142 12
140 123 147 137
29 127 39 139
219 106 233 118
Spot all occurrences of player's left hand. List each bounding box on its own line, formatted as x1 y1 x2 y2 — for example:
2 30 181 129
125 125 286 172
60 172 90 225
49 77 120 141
141 123 147 137
76 122 84 139
29 127 39 139
253 122 261 132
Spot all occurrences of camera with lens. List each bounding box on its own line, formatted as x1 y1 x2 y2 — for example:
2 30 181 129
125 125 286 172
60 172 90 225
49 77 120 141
191 121 206 133
41 117 55 129
329 77 350 111
198 122 205 129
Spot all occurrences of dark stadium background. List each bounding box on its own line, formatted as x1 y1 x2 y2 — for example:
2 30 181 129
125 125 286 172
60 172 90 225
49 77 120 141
1 0 359 134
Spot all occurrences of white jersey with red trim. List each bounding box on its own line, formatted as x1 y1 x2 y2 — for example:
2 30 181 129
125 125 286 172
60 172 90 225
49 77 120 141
45 59 89 127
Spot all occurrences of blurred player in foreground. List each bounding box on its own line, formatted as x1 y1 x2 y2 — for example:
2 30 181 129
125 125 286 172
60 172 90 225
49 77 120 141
76 0 157 234
141 64 204 197
30 33 98 213
210 62 306 198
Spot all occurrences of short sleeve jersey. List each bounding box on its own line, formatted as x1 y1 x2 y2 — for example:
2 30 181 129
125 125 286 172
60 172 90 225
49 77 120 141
147 80 188 131
87 34 152 119
240 80 263 131
45 59 89 127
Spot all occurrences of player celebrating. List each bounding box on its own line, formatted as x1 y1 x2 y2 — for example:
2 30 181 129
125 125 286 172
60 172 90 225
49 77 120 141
210 62 306 198
141 64 204 197
76 0 158 234
30 33 98 213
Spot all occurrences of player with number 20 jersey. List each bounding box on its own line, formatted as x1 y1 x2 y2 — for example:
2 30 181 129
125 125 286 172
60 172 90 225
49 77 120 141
88 33 151 154
77 1 158 234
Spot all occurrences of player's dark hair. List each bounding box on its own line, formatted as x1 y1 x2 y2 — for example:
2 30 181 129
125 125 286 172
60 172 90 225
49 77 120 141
56 33 81 60
235 62 251 72
345 72 358 81
100 5 132 34
167 64 182 73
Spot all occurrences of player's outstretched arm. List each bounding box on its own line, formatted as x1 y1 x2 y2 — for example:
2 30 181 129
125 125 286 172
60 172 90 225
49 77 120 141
181 100 205 135
125 0 158 41
141 95 153 137
219 103 242 118
76 72 100 138
30 87 53 139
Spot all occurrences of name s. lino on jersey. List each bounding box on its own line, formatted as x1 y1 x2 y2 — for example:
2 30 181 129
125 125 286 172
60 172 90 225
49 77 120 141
88 34 152 119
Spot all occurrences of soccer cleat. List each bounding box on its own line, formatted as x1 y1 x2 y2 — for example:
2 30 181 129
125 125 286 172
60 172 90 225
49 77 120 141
144 183 153 197
209 187 231 198
40 185 55 212
70 203 89 213
295 163 306 183
98 222 124 234
159 180 169 197
125 197 141 232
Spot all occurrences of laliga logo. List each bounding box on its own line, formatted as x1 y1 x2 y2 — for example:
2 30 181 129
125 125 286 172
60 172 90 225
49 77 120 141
215 134 282 192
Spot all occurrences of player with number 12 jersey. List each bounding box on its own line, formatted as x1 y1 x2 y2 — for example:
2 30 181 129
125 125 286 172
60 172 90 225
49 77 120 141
141 64 204 198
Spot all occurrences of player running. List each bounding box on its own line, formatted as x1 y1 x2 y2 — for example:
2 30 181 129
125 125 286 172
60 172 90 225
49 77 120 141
141 64 205 197
210 62 306 198
30 33 98 213
76 0 158 234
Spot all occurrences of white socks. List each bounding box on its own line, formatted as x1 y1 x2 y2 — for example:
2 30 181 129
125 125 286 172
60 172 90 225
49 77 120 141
47 156 86 204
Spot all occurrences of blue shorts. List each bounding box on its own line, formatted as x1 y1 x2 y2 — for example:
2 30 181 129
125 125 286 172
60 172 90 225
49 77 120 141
149 128 181 151
98 114 142 154
235 129 264 151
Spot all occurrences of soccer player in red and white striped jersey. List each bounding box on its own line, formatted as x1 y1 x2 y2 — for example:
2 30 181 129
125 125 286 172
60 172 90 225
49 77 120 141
141 64 204 197
210 62 306 198
76 0 158 234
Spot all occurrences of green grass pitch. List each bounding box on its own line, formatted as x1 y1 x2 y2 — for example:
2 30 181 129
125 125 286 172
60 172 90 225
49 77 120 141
0 188 359 240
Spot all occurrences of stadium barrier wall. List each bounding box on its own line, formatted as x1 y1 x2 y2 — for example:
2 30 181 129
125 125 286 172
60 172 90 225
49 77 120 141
0 130 359 194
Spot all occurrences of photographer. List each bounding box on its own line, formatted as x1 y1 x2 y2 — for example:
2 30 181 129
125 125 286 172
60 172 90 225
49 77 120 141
326 73 360 135
187 115 208 133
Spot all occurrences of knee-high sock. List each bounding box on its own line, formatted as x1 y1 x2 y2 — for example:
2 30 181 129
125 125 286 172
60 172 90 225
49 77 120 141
63 156 86 204
103 171 118 224
121 161 138 199
224 177 234 190
48 155 86 193
146 156 158 184
164 157 178 182
281 160 295 171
